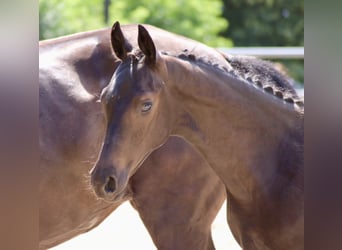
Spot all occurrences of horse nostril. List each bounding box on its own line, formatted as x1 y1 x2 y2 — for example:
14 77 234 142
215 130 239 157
104 176 117 193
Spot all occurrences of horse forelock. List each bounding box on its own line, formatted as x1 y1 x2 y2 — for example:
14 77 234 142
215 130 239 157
127 49 144 63
113 50 142 82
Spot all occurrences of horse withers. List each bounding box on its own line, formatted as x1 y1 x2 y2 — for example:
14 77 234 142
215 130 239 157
91 22 304 249
39 25 227 249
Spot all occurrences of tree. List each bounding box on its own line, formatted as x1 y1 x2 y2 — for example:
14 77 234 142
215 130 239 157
39 0 104 40
108 0 231 47
39 0 232 47
221 0 303 46
220 0 304 83
39 0 302 83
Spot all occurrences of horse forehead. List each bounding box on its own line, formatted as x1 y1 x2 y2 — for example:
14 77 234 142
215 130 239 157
111 75 134 98
109 61 159 97
129 63 159 90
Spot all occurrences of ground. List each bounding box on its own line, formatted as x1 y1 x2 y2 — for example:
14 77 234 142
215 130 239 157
50 200 241 250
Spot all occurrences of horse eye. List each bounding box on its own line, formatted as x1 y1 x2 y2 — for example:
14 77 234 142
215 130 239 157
141 101 152 113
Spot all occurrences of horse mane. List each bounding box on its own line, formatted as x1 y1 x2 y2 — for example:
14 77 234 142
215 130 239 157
223 55 298 96
127 47 304 112
164 49 304 111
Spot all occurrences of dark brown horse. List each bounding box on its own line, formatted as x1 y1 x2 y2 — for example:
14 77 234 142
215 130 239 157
39 25 228 249
91 23 304 249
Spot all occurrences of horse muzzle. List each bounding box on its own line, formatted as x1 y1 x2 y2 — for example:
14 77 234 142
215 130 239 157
90 165 128 202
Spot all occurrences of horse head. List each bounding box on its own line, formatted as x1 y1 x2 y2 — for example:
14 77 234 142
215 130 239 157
90 22 175 201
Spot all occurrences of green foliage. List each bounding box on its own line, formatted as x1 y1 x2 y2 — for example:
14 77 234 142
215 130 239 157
221 0 303 46
39 0 232 47
280 60 304 85
39 0 303 83
108 0 231 47
39 0 104 40
221 0 304 84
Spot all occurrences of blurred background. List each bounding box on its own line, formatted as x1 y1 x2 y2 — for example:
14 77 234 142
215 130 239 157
39 0 304 85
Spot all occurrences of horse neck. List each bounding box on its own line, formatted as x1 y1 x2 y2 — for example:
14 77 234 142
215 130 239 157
164 57 303 204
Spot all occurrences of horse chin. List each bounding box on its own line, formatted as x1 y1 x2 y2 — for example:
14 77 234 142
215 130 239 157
102 186 132 203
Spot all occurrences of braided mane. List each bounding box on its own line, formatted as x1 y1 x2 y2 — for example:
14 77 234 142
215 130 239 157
128 48 304 110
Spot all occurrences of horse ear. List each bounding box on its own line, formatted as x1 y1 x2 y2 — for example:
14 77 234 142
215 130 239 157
138 25 156 65
111 21 127 60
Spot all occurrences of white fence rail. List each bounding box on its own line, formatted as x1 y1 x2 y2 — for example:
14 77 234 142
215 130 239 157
219 47 304 59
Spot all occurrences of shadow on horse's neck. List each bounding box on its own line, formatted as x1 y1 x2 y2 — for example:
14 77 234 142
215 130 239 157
163 55 303 202
40 28 118 98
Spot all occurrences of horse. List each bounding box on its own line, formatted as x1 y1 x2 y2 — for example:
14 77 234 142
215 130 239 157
39 24 229 249
90 22 304 250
